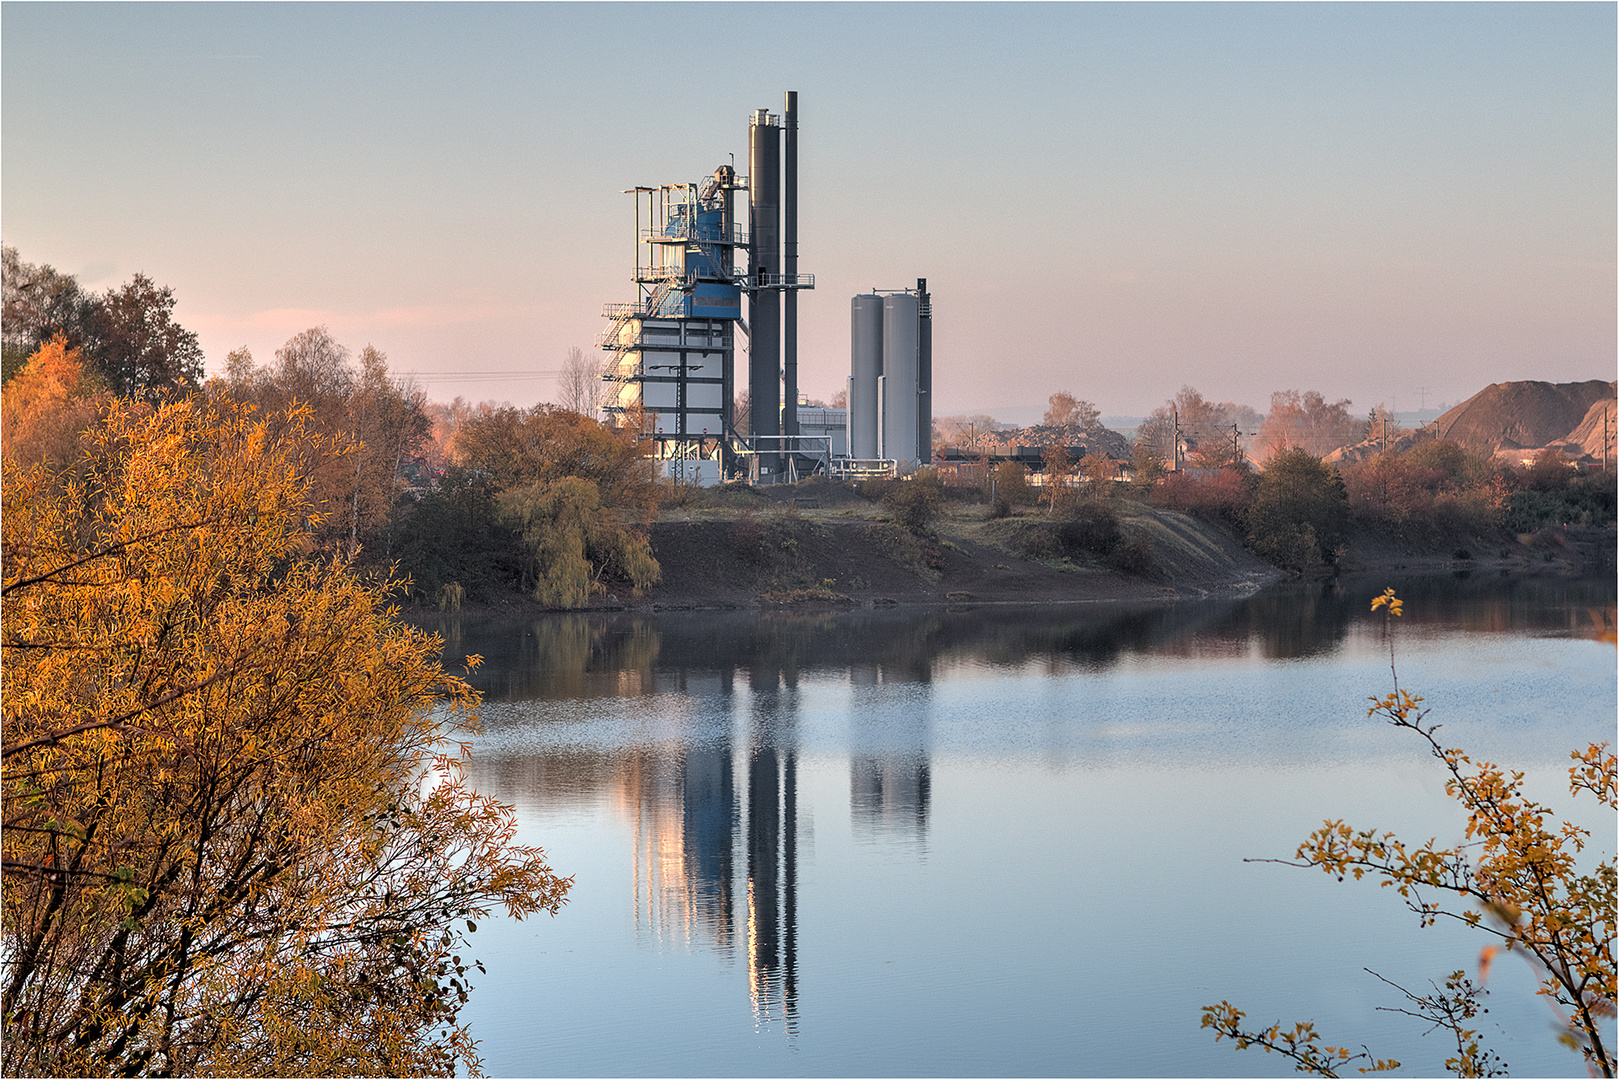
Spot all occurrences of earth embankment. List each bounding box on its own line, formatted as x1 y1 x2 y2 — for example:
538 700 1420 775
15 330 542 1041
640 498 1280 609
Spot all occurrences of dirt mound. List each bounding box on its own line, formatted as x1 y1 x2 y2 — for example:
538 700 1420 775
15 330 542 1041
1430 380 1613 453
1325 380 1615 466
993 423 1133 459
1325 430 1426 466
643 503 1277 608
1563 392 1619 460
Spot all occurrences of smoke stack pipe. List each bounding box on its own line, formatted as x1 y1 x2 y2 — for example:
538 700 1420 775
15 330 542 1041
917 277 931 464
748 108 781 475
783 91 799 449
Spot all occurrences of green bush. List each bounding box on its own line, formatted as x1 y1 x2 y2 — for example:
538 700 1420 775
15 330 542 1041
1010 502 1137 567
1246 449 1348 573
1504 473 1617 531
881 468 945 532
386 468 522 601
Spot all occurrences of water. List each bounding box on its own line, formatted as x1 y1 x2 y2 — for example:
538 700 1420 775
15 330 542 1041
428 574 1616 1077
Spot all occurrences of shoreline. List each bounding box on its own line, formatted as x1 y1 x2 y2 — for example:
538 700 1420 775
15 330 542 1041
398 508 1614 621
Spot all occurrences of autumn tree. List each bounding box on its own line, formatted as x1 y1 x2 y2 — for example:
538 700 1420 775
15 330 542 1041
1042 391 1101 431
1139 387 1261 469
935 413 1003 452
990 460 1036 507
2 250 204 401
85 273 205 402
1257 389 1359 461
0 336 111 472
1 247 97 384
1204 590 1615 1077
1 397 570 1076
1244 448 1348 572
214 329 429 560
450 405 661 606
1040 445 1078 513
1340 441 1503 539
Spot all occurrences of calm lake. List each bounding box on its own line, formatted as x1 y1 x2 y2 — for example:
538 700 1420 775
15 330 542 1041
427 574 1616 1077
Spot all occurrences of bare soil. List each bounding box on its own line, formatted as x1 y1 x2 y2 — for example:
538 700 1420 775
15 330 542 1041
1328 379 1616 465
639 493 1279 611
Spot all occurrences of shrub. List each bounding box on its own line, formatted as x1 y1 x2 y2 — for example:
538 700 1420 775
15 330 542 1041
1153 465 1256 530
1341 441 1503 539
1246 448 1347 573
387 467 522 601
991 461 1037 506
1010 502 1129 564
882 468 945 532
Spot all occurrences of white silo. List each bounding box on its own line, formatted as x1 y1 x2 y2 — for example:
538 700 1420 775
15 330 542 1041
849 295 883 459
881 293 920 464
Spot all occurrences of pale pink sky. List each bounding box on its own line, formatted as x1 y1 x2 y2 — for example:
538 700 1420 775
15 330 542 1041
4 4 1613 422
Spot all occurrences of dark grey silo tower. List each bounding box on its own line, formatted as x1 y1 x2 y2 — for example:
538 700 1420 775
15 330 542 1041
748 108 781 476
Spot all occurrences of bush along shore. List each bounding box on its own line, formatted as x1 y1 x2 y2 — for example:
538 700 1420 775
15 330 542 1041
4 325 1608 616
397 449 1614 616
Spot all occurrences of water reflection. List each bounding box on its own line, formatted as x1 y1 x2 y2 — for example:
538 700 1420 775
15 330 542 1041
849 666 933 848
743 670 799 1033
426 574 1615 705
444 574 1614 1071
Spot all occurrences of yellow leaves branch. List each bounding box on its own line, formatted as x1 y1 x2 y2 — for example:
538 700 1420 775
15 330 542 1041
1206 590 1616 1077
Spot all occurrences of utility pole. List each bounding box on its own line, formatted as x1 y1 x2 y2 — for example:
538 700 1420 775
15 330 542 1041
1172 405 1182 472
1603 405 1611 474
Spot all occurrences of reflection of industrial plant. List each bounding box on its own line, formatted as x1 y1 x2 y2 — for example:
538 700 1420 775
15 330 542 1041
849 664 933 847
614 669 802 1034
850 755 930 842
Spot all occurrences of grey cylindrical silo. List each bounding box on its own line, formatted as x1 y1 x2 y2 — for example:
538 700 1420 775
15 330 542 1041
881 293 919 463
850 294 883 459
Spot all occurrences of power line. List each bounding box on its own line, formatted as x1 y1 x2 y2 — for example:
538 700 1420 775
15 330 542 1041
399 369 564 383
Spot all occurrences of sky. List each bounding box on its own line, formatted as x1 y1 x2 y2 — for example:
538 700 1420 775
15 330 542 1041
3 2 1614 422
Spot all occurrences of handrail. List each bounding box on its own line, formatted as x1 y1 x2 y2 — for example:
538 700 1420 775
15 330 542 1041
641 223 749 246
745 272 815 290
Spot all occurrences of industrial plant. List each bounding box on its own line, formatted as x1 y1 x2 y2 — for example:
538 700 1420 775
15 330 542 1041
598 92 931 482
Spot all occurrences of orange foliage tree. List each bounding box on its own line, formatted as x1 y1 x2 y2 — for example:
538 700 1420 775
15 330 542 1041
213 328 430 561
2 398 569 1076
1257 389 1360 462
451 405 661 605
1340 441 1503 539
0 336 110 471
1203 591 1615 1077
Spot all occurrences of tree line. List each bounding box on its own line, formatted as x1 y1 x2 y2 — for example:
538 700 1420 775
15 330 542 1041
2 248 662 612
940 385 1613 575
0 250 671 1075
2 246 205 402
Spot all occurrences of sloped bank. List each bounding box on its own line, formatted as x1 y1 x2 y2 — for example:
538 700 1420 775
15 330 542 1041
640 502 1281 610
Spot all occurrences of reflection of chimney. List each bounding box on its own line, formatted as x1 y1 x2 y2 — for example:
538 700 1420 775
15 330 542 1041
747 746 780 1004
744 675 800 1034
618 668 801 1034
